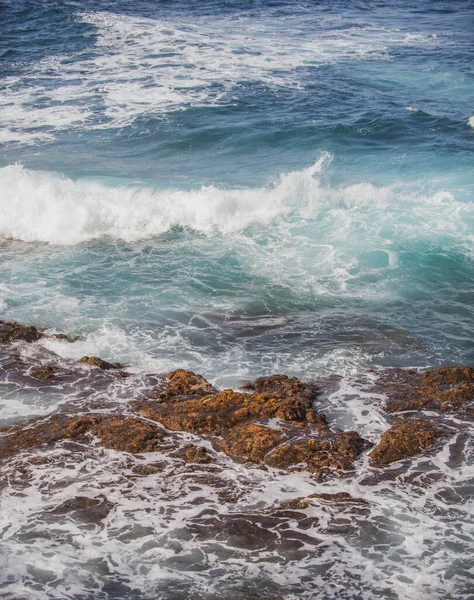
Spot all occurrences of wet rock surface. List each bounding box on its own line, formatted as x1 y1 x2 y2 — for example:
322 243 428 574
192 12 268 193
377 365 474 414
50 495 114 523
0 320 45 344
156 368 217 399
79 356 124 371
133 379 370 479
0 414 172 458
369 418 453 466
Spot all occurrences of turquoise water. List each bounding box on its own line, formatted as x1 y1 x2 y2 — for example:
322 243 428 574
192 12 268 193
1 0 474 385
1 1 474 598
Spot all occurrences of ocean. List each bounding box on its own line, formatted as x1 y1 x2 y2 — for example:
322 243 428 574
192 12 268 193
0 0 473 598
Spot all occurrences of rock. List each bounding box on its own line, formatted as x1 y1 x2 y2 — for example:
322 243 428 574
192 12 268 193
0 320 44 344
369 418 453 466
0 415 100 458
169 444 216 464
79 356 124 371
242 374 319 401
378 365 474 414
133 388 321 436
133 376 370 479
30 365 58 383
219 423 285 463
308 492 368 504
158 369 217 399
50 495 114 523
89 417 169 453
52 333 81 342
265 431 371 480
0 414 170 458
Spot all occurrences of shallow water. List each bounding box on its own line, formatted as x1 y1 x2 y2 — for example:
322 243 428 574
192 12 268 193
1 0 473 598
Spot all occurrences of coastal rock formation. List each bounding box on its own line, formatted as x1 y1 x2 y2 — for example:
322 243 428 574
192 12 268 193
242 374 320 401
79 356 124 371
378 365 474 414
0 320 44 344
133 375 371 479
0 414 171 458
156 369 217 399
369 418 453 466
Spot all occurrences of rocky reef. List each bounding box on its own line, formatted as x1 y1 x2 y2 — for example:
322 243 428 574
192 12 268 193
0 319 473 484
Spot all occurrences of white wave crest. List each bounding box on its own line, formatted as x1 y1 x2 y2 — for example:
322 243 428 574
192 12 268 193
0 157 326 244
0 154 472 248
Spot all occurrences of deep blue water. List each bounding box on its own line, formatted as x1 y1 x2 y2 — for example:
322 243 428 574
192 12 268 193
0 1 474 598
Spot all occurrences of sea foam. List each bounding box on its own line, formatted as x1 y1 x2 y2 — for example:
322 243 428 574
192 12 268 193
0 155 471 249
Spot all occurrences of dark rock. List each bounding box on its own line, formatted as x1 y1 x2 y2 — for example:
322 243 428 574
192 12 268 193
378 365 474 414
0 320 44 344
79 356 124 371
52 333 81 342
30 365 58 383
369 418 453 466
50 495 114 523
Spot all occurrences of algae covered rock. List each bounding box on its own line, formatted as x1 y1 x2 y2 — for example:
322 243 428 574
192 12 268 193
0 414 170 458
79 356 124 371
378 365 474 414
369 418 453 466
0 320 45 344
133 372 370 479
159 369 217 399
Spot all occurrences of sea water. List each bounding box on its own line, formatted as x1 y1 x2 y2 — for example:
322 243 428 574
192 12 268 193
0 1 473 598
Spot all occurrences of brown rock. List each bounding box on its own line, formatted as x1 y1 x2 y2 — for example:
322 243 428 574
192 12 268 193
133 388 321 436
158 369 217 399
0 415 100 458
369 418 453 466
0 320 44 344
243 374 319 401
378 365 474 414
170 444 215 464
30 365 58 383
133 376 370 478
0 414 169 457
220 423 285 463
89 417 169 453
265 431 371 479
79 356 124 370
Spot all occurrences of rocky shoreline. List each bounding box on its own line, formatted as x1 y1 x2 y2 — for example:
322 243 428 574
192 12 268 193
1 319 473 483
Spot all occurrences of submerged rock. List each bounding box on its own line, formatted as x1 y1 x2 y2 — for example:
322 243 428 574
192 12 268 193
369 418 453 466
378 365 474 414
50 495 114 523
30 364 59 383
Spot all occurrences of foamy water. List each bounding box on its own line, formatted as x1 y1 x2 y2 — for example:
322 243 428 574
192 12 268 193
1 0 473 598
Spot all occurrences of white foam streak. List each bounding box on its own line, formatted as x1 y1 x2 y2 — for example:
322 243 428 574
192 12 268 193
0 11 442 141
